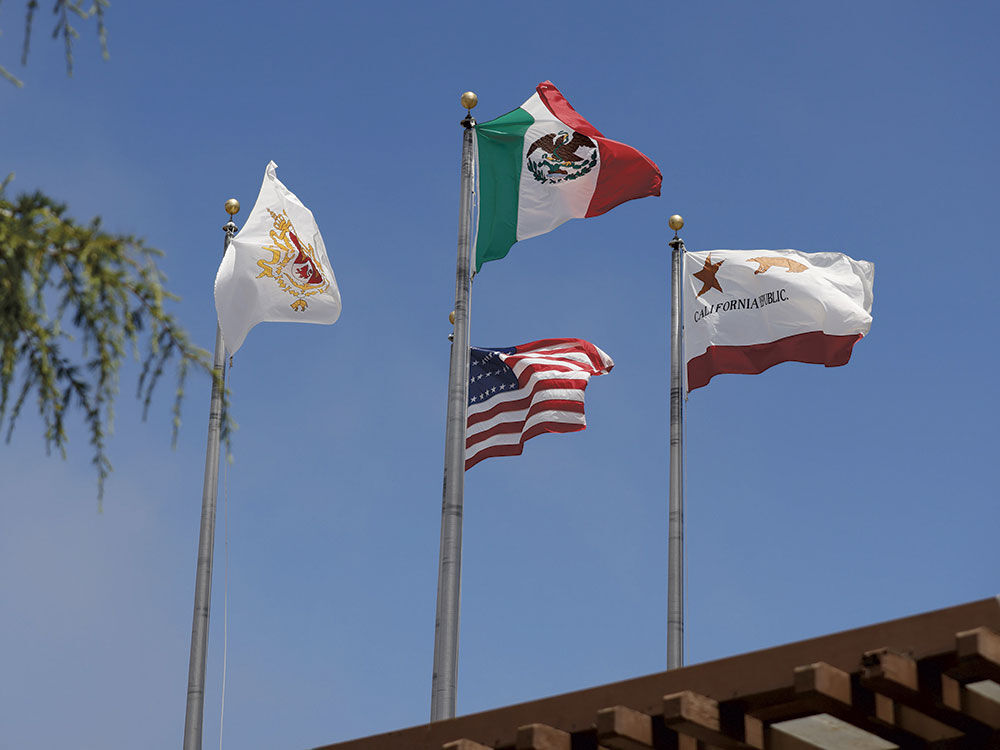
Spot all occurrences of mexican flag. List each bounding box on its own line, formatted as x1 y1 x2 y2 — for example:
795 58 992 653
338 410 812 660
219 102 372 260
474 81 662 271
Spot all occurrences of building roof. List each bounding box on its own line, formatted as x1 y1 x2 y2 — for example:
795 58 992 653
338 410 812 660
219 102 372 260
314 597 1000 750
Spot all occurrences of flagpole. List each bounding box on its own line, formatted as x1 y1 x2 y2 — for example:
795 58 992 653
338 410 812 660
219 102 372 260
182 200 239 750
430 91 478 722
667 214 685 670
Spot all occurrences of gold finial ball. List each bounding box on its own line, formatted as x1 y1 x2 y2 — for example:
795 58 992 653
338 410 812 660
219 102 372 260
449 310 456 324
225 198 241 216
460 91 478 110
668 214 685 232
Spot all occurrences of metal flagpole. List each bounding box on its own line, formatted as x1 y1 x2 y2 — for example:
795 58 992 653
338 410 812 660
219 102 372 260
667 214 686 670
182 199 239 750
430 90 478 722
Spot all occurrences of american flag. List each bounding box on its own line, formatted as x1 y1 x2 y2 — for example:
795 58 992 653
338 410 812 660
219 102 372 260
465 338 614 470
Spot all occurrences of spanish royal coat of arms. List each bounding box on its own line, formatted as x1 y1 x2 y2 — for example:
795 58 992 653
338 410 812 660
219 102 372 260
256 208 330 311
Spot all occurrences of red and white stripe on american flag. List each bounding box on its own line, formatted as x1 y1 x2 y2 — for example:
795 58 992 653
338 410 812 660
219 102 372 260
465 338 614 470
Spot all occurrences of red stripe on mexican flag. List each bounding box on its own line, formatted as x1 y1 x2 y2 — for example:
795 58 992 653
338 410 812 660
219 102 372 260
532 83 662 219
474 82 662 271
683 249 874 390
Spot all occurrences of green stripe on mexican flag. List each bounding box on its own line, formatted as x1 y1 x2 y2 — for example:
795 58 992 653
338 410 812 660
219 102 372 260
474 81 662 271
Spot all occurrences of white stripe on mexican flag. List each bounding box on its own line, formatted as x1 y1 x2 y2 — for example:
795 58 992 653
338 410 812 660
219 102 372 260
474 81 661 271
683 249 874 390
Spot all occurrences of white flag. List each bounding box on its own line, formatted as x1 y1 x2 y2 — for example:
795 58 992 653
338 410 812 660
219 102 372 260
214 161 341 354
683 249 873 390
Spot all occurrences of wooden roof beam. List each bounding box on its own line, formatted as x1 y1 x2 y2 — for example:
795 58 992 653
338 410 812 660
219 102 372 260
941 674 1000 730
662 691 753 749
748 662 926 748
861 647 987 739
516 723 572 750
950 628 1000 684
443 740 495 750
595 706 654 750
747 663 851 723
766 714 900 750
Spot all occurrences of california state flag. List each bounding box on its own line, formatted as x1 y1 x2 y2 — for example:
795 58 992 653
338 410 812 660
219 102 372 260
474 81 661 271
214 161 341 355
683 249 874 391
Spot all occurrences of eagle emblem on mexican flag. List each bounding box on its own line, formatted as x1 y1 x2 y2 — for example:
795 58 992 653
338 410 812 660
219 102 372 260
525 130 598 184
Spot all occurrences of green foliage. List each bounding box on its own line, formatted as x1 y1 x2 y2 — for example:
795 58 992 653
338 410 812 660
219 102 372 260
0 182 226 504
2 0 109 87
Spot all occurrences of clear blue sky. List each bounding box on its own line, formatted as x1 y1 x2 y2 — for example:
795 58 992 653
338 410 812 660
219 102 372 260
3 2 998 749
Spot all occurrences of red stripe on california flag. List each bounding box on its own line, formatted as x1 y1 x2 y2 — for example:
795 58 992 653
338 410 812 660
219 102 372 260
466 422 586 471
534 82 662 219
687 331 864 391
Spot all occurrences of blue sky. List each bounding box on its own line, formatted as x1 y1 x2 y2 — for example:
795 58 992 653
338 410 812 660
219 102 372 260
2 2 998 749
